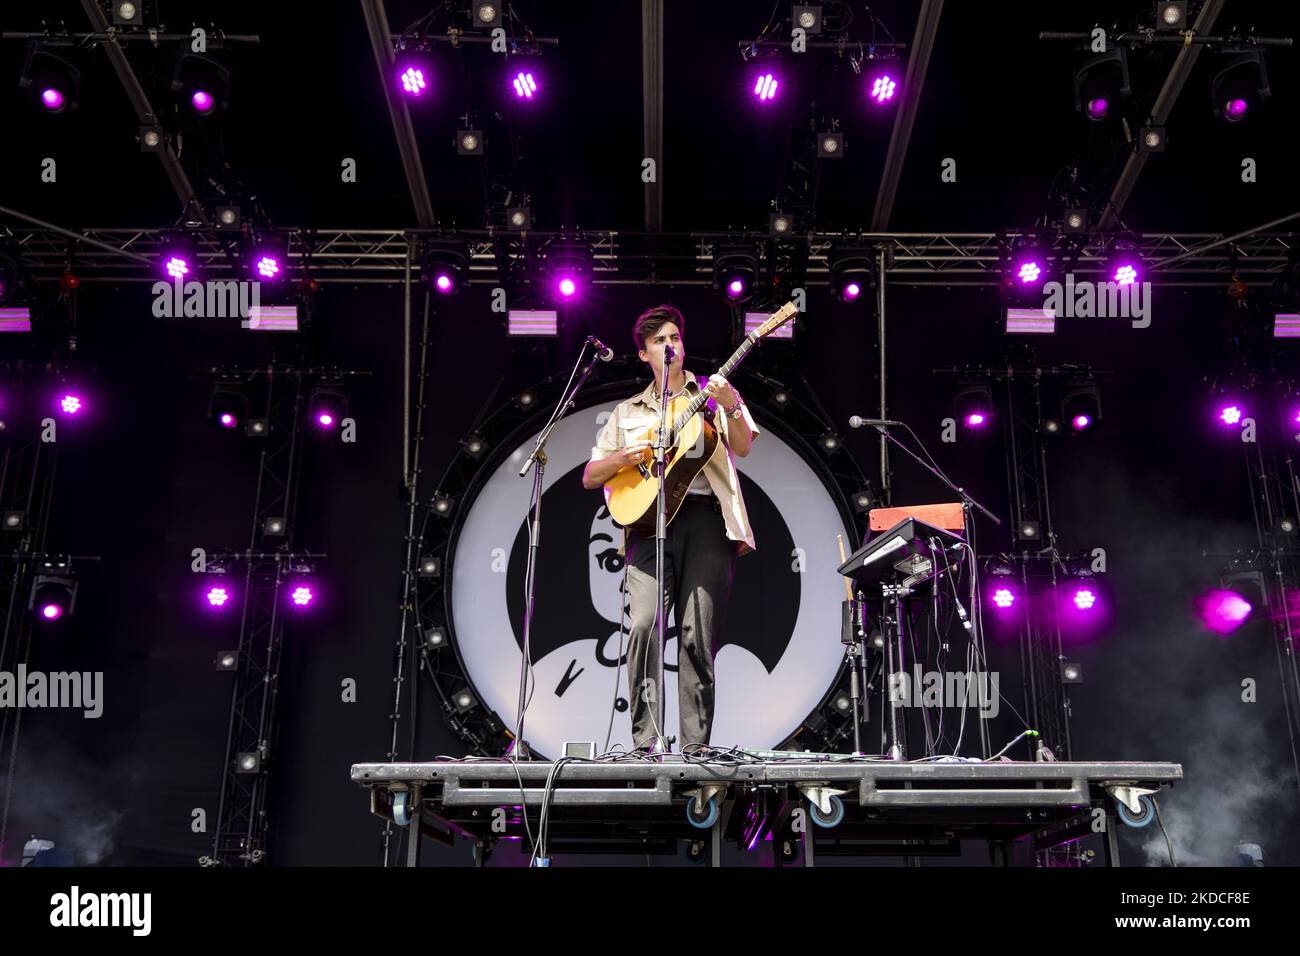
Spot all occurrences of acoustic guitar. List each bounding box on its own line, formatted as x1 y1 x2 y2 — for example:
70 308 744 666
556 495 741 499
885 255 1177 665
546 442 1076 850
604 302 798 536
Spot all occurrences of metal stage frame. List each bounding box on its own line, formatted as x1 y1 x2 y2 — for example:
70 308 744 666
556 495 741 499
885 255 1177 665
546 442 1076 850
6 223 1296 288
352 757 1183 867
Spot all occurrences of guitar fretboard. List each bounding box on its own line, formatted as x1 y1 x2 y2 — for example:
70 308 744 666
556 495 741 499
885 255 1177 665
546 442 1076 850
671 335 756 435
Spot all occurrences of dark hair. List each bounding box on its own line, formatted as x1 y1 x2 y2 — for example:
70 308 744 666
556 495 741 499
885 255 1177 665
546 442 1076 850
632 304 685 352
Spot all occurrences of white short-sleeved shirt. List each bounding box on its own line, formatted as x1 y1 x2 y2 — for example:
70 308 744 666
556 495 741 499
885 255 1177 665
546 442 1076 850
589 369 761 556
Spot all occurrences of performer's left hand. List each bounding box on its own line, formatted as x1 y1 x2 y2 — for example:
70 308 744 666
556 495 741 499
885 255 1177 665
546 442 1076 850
704 374 739 411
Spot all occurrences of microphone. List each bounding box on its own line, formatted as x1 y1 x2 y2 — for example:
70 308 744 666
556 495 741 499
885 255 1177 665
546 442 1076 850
586 335 614 362
663 344 676 363
849 416 902 428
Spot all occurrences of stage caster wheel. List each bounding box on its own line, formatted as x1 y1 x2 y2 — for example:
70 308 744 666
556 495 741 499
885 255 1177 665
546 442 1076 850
686 839 708 864
392 791 412 827
686 796 720 829
808 795 845 829
1116 794 1156 828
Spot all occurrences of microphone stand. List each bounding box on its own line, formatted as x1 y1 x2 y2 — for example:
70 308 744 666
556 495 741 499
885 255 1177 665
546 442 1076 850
864 419 1001 760
648 345 676 755
511 341 604 761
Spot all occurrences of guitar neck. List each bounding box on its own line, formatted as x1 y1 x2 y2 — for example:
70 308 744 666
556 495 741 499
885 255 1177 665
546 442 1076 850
672 335 755 433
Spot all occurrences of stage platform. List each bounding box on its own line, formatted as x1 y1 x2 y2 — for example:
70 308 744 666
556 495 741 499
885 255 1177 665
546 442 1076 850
352 756 1184 867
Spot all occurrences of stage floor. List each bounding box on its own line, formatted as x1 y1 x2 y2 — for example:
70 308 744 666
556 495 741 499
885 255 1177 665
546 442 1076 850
352 756 1183 866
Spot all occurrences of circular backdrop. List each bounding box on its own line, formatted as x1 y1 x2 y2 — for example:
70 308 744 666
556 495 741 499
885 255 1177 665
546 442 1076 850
448 386 852 757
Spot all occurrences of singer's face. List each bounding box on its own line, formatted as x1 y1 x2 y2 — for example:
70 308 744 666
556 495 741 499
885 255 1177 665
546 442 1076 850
638 322 683 378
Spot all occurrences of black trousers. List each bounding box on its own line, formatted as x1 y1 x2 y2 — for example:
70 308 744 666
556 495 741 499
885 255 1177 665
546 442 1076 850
625 494 737 749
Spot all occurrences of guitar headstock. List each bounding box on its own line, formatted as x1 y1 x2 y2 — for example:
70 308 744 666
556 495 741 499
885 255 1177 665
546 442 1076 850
752 301 798 341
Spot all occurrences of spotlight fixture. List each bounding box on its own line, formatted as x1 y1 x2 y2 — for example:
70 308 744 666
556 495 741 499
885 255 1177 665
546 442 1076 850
395 51 432 98
112 1 145 27
1015 520 1041 542
3 511 24 531
309 379 349 429
236 752 261 774
817 431 841 456
207 378 248 431
456 128 484 155
422 239 469 294
1062 208 1088 235
831 690 852 715
264 517 287 536
472 1 502 28
216 650 238 671
954 383 993 428
432 493 455 518
866 70 897 105
451 686 477 713
19 44 81 113
29 560 77 622
138 124 165 152
515 389 536 410
206 585 231 608
817 131 843 158
510 70 539 99
990 585 1018 610
752 69 780 103
289 584 315 608
1278 517 1297 536
1211 49 1270 123
1136 125 1166 154
829 247 874 303
792 5 823 34
770 388 791 411
171 52 232 115
423 626 447 650
1155 2 1187 31
248 234 288 283
1061 661 1084 684
769 212 795 237
1061 380 1102 432
713 242 758 303
546 239 592 300
462 432 488 459
418 555 442 578
214 205 241 231
1073 47 1130 121
851 488 876 514
506 206 531 230
1106 240 1141 289
245 418 269 438
1042 417 1063 435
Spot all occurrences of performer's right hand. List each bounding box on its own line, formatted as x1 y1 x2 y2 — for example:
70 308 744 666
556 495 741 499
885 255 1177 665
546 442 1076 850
616 440 653 468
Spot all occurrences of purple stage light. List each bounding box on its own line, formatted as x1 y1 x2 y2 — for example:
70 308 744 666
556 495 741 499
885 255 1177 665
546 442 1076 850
1199 589 1253 634
511 71 538 98
965 412 987 427
1071 414 1091 431
1113 264 1137 286
1220 405 1243 426
992 587 1017 609
399 66 427 96
558 277 577 298
291 585 314 607
41 88 65 111
753 73 778 102
727 279 746 299
165 256 189 280
317 412 335 428
1072 588 1097 611
1086 96 1109 120
207 587 230 608
255 256 280 279
41 603 64 621
1225 97 1248 121
843 282 862 300
219 412 237 429
191 89 215 113
434 274 453 293
1017 261 1042 284
869 74 897 104
59 394 82 415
